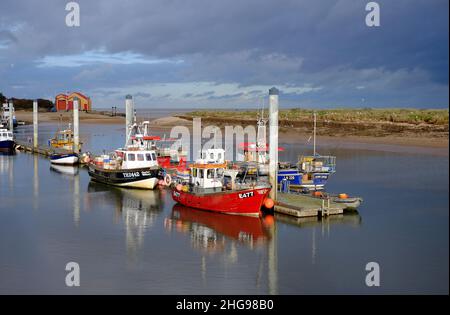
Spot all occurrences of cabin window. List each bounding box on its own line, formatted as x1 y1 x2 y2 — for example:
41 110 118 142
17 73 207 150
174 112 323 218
210 153 214 160
137 154 144 161
217 168 224 177
151 152 157 161
199 169 204 178
192 168 197 177
207 169 215 179
128 153 136 161
146 153 152 161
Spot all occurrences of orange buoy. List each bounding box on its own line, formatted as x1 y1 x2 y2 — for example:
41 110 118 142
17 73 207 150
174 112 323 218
176 184 183 191
339 193 348 199
313 191 323 197
264 198 274 209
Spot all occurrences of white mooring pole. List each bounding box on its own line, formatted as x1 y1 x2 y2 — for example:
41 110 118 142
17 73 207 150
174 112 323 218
269 87 279 200
73 97 80 153
33 100 38 150
125 95 134 133
8 100 14 132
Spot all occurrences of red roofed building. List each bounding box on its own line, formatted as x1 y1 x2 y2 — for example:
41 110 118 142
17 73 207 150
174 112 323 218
55 92 92 111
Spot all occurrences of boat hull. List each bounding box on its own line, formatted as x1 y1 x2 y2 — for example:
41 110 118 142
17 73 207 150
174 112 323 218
277 169 330 190
171 186 271 216
50 153 79 165
88 165 160 190
0 140 15 152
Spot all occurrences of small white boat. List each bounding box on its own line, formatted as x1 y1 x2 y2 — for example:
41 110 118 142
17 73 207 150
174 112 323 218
50 153 79 165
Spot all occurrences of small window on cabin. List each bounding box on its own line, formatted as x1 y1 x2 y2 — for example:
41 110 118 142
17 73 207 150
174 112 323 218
128 153 135 161
192 168 197 177
137 154 144 161
217 168 224 177
199 169 204 178
146 153 152 161
207 169 214 179
151 153 157 161
210 153 214 160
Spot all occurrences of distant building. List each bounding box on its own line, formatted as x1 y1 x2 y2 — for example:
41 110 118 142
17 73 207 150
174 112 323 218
55 92 92 111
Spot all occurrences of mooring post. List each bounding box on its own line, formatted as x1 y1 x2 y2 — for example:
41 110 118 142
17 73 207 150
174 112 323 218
125 95 134 133
8 100 14 132
73 97 80 153
269 87 279 201
33 100 38 150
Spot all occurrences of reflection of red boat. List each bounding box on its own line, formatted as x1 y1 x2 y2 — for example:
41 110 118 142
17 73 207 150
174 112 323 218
167 204 270 245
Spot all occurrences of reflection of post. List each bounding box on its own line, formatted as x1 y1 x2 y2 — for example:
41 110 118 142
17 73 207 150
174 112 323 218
268 223 278 295
33 100 38 150
73 171 80 227
33 155 39 209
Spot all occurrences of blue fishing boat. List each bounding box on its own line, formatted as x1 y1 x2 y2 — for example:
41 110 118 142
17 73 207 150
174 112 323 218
277 112 336 191
278 155 336 191
0 128 15 153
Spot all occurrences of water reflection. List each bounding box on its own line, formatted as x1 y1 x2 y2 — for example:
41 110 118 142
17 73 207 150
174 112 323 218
49 164 79 176
276 212 362 266
86 182 163 263
165 204 273 252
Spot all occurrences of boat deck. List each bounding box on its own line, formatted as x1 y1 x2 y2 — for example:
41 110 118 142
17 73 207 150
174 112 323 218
275 192 346 218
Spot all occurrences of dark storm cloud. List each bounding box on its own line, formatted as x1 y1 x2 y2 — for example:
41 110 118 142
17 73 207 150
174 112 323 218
0 0 448 108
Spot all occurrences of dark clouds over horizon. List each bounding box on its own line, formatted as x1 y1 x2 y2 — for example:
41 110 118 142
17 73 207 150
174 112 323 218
0 0 448 109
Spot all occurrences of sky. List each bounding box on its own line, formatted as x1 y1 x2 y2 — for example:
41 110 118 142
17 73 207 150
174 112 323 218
0 0 448 109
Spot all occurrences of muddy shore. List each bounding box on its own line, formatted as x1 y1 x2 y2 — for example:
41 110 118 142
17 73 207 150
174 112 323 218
14 110 449 151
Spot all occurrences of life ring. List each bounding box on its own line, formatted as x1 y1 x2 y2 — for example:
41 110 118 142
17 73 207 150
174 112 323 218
164 174 172 186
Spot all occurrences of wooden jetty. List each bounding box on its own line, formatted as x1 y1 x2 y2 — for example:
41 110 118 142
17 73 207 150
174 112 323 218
274 192 346 218
15 139 75 157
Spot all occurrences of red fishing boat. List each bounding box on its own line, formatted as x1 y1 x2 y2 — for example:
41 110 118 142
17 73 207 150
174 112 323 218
171 149 273 216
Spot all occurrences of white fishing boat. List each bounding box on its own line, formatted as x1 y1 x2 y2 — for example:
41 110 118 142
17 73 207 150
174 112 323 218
87 122 162 189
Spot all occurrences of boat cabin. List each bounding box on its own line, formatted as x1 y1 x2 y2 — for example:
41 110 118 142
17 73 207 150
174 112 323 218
115 149 158 169
298 155 336 173
0 129 13 141
190 162 226 189
49 129 75 150
199 148 225 164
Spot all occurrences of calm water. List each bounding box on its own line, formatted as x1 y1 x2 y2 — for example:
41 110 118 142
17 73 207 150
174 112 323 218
0 122 448 294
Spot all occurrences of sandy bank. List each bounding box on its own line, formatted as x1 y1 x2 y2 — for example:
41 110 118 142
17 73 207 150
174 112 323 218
15 110 125 125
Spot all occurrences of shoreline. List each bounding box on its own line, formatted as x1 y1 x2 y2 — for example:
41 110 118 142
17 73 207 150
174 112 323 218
14 110 449 152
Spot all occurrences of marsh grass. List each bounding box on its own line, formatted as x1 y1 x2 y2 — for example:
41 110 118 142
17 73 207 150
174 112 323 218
185 108 449 125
